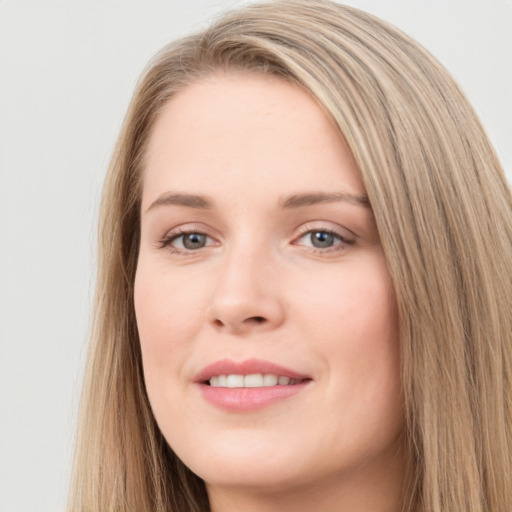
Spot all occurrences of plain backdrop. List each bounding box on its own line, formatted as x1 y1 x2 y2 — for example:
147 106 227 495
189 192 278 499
0 1 510 511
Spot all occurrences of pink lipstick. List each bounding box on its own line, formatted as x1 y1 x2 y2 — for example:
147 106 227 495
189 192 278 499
195 358 312 412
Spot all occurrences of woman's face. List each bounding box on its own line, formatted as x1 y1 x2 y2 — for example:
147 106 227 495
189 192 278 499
135 73 404 502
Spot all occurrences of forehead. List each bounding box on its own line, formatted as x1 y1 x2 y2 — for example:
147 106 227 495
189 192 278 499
141 72 365 208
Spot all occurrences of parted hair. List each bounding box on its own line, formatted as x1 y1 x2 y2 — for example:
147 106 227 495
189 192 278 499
68 1 512 511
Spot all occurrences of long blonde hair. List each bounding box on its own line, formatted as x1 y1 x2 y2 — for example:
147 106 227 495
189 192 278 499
68 1 512 511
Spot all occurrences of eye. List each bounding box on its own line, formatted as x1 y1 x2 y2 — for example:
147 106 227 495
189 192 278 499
178 232 208 250
306 231 337 248
295 229 353 251
160 231 215 252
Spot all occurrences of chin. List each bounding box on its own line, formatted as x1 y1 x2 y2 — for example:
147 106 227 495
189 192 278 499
196 460 306 494
174 434 307 491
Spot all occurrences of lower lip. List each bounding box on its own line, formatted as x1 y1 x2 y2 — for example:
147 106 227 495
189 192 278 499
199 382 310 412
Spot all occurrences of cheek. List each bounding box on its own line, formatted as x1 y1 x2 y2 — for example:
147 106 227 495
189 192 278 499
294 253 398 348
336 264 399 380
134 262 208 378
294 255 401 417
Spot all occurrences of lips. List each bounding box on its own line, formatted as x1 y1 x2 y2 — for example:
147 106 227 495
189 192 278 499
194 358 310 384
194 358 312 412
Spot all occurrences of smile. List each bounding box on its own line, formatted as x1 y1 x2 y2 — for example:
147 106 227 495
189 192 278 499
208 374 302 387
195 358 312 411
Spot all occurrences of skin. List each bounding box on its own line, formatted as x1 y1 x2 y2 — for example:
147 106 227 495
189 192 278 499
135 72 405 512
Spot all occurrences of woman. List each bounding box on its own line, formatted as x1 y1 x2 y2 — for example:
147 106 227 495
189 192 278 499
68 1 512 511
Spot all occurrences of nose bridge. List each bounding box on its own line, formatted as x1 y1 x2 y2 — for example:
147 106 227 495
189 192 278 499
208 235 284 333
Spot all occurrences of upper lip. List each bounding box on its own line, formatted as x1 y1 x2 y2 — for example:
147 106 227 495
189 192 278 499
194 358 310 383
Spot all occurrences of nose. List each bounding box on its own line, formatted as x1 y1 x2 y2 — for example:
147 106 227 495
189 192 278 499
207 245 285 335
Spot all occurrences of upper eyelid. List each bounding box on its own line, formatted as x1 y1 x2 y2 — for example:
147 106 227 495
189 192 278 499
159 231 351 256
296 228 345 240
156 221 356 247
294 221 357 240
161 229 216 246
293 229 354 249
161 223 219 240
157 231 218 256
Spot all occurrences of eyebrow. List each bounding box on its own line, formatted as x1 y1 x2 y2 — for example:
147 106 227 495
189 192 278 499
280 191 370 209
145 190 370 213
146 193 213 213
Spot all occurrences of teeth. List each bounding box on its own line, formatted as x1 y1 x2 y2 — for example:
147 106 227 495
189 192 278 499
226 375 244 388
262 374 278 386
245 373 264 387
208 373 300 388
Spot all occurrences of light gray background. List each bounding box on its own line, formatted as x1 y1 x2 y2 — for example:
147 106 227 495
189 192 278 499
0 1 510 511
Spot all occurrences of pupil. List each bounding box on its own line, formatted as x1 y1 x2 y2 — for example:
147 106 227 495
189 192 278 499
311 231 334 248
183 233 206 249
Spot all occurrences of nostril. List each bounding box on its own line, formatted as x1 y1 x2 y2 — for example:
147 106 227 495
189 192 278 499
251 316 266 323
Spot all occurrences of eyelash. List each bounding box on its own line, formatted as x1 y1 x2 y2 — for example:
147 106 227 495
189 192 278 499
158 227 355 255
158 228 215 255
294 227 355 254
